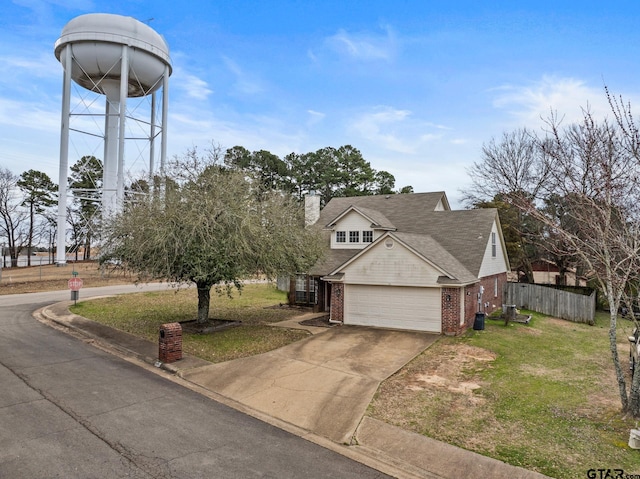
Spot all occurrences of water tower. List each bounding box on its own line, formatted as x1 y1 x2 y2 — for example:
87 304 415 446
54 13 172 264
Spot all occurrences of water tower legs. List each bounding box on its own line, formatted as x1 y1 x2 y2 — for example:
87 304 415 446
101 45 129 220
56 44 72 265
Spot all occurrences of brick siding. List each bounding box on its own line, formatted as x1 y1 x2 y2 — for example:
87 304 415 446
330 283 344 323
439 273 509 336
441 287 461 335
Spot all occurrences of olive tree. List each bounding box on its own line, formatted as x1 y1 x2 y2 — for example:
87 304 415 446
101 150 325 323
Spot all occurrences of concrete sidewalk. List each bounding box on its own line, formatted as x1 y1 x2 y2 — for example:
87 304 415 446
37 299 549 479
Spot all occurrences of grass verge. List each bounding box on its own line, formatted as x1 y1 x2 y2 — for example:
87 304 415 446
69 283 310 363
367 311 640 479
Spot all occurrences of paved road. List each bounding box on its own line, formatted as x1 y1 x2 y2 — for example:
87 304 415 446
0 288 391 478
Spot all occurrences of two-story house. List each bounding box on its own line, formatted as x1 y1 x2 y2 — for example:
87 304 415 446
291 192 510 335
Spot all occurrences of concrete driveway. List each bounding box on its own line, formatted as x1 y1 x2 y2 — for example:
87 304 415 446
182 326 438 444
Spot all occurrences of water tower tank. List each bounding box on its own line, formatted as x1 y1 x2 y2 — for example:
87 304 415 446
54 13 172 97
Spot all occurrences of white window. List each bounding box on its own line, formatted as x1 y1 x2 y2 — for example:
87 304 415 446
494 277 498 297
336 231 346 243
362 231 373 243
491 232 497 258
349 231 360 243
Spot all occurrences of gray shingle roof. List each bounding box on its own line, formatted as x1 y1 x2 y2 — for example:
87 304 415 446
317 192 449 230
309 246 360 276
417 209 499 278
311 192 501 280
392 232 479 284
325 205 396 230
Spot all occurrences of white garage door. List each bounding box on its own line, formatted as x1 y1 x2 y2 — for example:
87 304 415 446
344 284 441 332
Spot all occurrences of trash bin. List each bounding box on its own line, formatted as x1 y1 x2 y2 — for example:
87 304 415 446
473 312 486 331
159 322 182 363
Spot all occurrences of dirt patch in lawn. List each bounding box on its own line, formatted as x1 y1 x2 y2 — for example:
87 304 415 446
404 344 495 393
368 342 514 452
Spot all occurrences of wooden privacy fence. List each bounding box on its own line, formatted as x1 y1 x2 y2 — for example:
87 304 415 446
503 282 595 325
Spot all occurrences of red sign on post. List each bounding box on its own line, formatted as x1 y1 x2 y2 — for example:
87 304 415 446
68 277 83 291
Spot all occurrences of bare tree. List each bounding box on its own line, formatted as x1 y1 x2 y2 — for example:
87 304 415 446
464 128 552 206
464 129 552 282
0 167 28 267
511 108 640 416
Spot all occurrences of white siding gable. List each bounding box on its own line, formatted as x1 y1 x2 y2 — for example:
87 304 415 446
478 220 508 278
340 237 444 287
330 210 376 249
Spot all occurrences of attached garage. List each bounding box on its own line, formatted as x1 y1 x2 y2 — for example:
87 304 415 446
344 284 442 332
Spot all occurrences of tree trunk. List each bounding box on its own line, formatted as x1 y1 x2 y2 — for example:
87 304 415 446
10 246 17 268
196 281 212 324
610 310 629 412
630 363 640 417
27 202 33 267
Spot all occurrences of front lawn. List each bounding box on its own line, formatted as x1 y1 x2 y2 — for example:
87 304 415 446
69 283 309 363
367 311 640 479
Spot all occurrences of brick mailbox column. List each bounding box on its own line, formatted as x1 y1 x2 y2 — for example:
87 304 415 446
159 322 182 363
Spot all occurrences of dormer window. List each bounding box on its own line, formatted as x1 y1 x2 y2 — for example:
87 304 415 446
349 231 360 243
363 231 373 243
336 231 346 243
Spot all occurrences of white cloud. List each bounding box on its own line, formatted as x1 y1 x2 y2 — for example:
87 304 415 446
171 68 213 100
167 107 309 160
306 109 325 126
0 53 60 80
491 76 617 127
325 26 397 62
349 106 444 154
0 97 59 132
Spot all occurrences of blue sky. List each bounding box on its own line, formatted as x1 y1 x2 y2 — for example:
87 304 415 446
2 0 640 207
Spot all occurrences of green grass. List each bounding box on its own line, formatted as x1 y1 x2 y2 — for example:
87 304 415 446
368 311 640 479
69 283 310 363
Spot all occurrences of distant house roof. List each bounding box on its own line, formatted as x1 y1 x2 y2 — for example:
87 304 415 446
310 192 505 281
